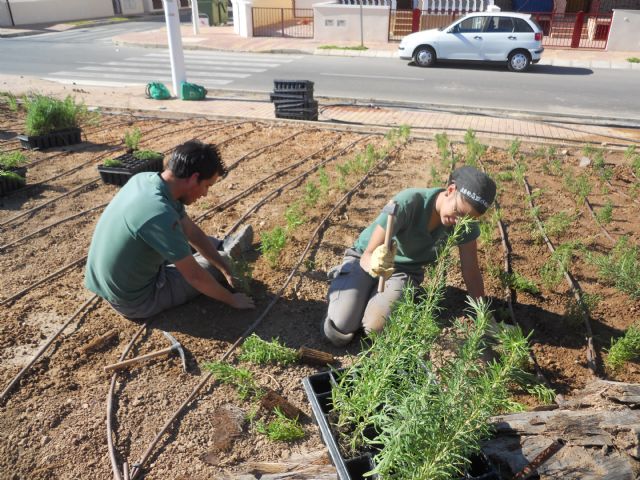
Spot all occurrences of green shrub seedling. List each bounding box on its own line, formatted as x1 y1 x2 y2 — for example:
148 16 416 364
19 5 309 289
587 236 640 299
0 170 26 184
544 211 575 239
229 256 253 294
124 127 142 152
318 166 330 197
24 94 94 136
0 92 19 112
103 159 123 168
202 361 260 400
256 407 305 442
605 324 640 371
304 180 320 207
284 202 305 232
259 226 287 268
0 151 27 169
133 150 162 161
239 334 298 365
595 200 613 225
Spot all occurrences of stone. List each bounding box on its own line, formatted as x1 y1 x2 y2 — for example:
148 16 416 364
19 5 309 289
579 156 591 168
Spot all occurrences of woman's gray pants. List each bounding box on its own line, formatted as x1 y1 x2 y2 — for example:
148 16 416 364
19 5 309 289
324 249 423 346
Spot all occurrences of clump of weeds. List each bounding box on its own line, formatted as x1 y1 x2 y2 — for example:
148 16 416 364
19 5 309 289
239 334 298 366
595 200 613 225
605 324 640 372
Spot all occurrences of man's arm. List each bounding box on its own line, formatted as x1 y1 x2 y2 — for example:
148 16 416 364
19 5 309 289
360 225 387 273
180 215 234 287
174 255 254 309
459 239 485 299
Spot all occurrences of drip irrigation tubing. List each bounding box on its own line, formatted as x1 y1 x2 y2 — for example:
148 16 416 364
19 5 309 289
522 176 601 377
127 141 404 480
107 320 151 480
479 156 559 401
584 197 615 243
225 130 311 172
0 294 99 404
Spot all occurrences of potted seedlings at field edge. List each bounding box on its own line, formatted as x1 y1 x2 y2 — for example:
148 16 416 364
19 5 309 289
97 128 164 186
18 94 89 150
0 151 28 196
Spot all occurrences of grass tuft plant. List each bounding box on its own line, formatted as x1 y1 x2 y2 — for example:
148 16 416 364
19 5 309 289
595 200 613 225
586 236 640 299
202 361 260 400
103 158 123 168
239 334 298 365
0 151 27 169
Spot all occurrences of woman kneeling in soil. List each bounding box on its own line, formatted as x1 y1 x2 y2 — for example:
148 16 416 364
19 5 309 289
323 166 496 346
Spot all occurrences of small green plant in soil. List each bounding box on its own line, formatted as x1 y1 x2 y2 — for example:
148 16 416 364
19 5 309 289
434 132 450 168
543 211 575 239
256 407 305 442
587 236 640 299
624 145 637 159
463 128 486 167
478 218 494 246
526 383 556 404
495 170 514 182
502 271 540 295
595 200 613 225
507 138 521 160
0 92 19 112
133 150 163 161
582 143 596 158
0 151 27 169
103 158 123 168
284 201 305 232
564 171 592 205
303 180 320 207
627 57 640 63
564 292 600 326
229 256 253 294
259 226 287 268
317 166 330 197
540 241 580 289
124 127 142 152
605 324 640 371
24 94 93 136
239 334 298 365
0 170 26 184
202 361 260 400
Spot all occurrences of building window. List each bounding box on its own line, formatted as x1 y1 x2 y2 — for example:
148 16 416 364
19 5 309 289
325 19 334 26
337 19 346 27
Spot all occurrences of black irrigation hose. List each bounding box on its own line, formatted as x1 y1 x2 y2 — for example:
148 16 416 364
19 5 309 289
128 140 405 480
522 176 600 377
226 129 311 172
584 197 615 243
0 294 100 404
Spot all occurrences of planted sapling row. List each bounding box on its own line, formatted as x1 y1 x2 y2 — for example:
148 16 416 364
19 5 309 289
0 151 28 195
586 236 640 299
605 323 640 371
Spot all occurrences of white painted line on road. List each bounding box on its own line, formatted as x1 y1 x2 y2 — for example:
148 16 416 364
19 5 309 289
42 78 147 87
77 61 267 73
48 72 232 85
142 53 283 67
75 66 250 78
150 50 302 60
320 73 423 81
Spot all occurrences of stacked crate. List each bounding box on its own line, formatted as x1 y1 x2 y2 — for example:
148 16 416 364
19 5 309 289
270 79 318 121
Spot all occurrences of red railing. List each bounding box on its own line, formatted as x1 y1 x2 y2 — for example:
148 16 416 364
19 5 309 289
389 9 466 41
252 8 314 38
530 11 612 49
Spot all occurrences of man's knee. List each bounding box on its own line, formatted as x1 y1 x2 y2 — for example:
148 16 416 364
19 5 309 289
362 297 392 334
323 316 354 347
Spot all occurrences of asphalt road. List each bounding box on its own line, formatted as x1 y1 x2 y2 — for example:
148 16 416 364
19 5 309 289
2 20 639 121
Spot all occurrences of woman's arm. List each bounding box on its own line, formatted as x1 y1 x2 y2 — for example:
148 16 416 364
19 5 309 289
459 239 485 299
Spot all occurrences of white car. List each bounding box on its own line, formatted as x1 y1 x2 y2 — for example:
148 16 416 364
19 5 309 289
398 12 544 72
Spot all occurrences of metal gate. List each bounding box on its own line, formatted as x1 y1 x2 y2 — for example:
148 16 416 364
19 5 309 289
252 8 314 38
531 11 612 49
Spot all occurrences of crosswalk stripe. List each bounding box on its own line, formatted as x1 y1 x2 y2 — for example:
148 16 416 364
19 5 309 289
47 71 233 85
77 61 267 73
143 51 298 62
75 66 250 78
137 55 281 68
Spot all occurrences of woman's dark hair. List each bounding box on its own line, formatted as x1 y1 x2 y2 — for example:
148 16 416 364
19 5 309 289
167 140 227 181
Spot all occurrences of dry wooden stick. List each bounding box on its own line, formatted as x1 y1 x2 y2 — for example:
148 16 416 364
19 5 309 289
76 328 118 356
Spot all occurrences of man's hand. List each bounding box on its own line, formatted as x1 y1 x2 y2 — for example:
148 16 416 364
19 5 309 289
369 242 397 280
222 268 236 289
229 292 255 309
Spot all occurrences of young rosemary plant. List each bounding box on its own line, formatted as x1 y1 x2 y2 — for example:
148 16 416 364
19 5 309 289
103 158 123 168
259 226 287 268
303 180 320 207
605 324 640 372
595 200 613 225
124 127 142 152
434 132 450 168
239 334 298 366
0 151 27 169
586 236 640 299
540 241 579 289
284 202 306 232
202 361 260 400
543 211 575 239
256 407 305 442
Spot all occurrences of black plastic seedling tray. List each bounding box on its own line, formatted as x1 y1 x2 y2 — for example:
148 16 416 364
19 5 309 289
302 369 501 480
0 166 27 196
273 79 314 92
18 127 82 150
97 153 164 187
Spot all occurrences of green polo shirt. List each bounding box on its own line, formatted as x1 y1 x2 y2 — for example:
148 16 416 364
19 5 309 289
84 172 192 305
353 188 479 273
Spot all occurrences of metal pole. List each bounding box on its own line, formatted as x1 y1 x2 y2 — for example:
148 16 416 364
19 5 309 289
192 0 200 34
162 0 187 97
6 0 15 27
359 0 364 47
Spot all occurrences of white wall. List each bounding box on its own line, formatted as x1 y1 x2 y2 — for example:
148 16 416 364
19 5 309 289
5 0 114 26
607 9 640 52
121 0 145 15
313 1 389 43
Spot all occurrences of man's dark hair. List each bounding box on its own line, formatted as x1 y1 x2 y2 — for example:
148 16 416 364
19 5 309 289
168 140 227 181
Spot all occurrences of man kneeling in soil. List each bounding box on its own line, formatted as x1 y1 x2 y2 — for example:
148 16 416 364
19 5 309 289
85 140 255 318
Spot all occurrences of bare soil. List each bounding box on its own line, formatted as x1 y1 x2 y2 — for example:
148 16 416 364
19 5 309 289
1 103 639 479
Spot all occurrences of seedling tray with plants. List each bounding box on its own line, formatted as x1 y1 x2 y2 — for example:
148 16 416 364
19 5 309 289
303 369 500 480
18 127 82 150
97 151 164 186
0 151 28 196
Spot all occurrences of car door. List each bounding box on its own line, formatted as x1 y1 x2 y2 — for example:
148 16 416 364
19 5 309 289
437 16 487 60
481 16 515 61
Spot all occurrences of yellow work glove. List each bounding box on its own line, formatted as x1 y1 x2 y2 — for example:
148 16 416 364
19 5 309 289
369 242 397 280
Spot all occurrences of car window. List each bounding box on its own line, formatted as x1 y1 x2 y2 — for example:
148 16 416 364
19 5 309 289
454 16 487 33
513 17 534 32
485 16 514 33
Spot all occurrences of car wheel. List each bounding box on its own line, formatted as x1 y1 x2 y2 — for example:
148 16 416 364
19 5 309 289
414 46 436 68
508 51 530 72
